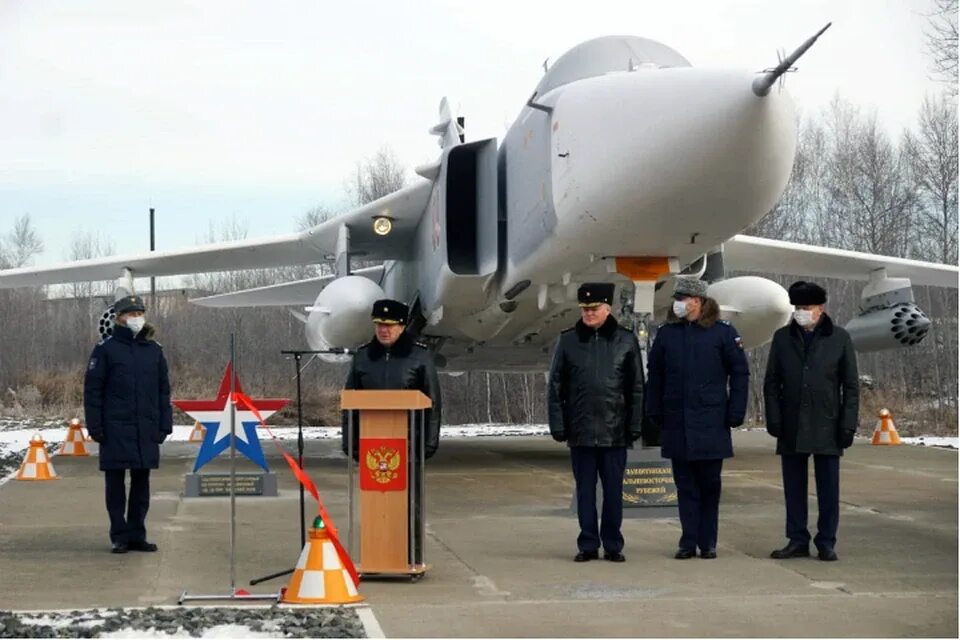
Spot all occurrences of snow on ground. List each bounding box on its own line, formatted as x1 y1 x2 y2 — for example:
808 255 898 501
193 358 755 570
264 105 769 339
899 436 958 449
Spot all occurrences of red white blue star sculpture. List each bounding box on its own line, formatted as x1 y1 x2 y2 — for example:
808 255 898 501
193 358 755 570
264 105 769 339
173 364 288 473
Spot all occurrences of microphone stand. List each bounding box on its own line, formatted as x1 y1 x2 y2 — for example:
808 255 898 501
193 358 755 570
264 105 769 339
249 348 352 586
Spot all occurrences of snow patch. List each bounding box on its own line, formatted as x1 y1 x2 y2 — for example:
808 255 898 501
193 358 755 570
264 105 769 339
899 436 958 449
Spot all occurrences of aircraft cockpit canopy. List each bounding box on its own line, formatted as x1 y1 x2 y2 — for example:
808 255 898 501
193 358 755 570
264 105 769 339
534 35 691 97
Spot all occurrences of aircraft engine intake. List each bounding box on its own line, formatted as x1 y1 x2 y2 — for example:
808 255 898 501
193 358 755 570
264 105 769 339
305 275 385 360
845 303 931 351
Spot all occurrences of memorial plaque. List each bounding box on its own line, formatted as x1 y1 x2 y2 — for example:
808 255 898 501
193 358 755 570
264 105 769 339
622 461 677 507
183 472 277 498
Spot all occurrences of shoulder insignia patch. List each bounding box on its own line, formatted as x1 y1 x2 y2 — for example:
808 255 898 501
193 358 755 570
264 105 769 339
88 357 98 370
719 319 731 325
734 335 743 349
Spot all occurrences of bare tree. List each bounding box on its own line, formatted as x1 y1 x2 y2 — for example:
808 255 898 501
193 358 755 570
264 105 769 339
904 94 959 265
924 0 959 95
68 231 116 299
351 147 406 205
298 206 335 229
1 214 44 268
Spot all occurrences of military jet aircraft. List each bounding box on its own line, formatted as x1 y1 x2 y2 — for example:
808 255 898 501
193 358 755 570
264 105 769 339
0 30 956 370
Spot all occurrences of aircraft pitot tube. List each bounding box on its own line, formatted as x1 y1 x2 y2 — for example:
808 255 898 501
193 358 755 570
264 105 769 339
305 275 385 361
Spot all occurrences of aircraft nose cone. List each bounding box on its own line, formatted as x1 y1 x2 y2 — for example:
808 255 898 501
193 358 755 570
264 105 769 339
549 68 797 255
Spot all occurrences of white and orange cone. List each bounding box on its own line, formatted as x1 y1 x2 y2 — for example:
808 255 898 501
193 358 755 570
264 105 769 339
79 418 93 442
16 434 58 481
282 516 364 605
871 408 902 445
188 421 207 443
58 420 91 456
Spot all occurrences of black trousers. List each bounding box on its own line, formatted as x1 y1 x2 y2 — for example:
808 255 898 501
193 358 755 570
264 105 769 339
781 453 840 550
105 469 151 545
671 459 723 552
570 446 627 554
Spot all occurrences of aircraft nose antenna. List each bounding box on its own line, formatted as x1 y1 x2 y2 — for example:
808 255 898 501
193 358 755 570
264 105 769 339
752 22 832 96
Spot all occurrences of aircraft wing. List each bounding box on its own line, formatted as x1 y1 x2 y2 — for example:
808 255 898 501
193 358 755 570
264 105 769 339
724 235 959 288
0 181 432 288
189 266 384 308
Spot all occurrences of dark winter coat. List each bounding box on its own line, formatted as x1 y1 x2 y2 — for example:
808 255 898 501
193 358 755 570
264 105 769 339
763 314 860 456
83 324 173 471
645 298 750 461
341 331 442 459
547 316 645 448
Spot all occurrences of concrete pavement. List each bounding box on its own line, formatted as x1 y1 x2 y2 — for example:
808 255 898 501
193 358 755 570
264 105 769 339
0 431 955 637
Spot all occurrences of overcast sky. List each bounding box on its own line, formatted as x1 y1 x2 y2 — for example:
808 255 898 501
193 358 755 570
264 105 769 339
0 0 947 269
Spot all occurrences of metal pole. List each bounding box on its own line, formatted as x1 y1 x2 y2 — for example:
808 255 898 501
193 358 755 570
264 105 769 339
347 409 354 558
408 410 415 566
229 331 237 594
295 353 306 549
419 408 426 566
149 208 156 310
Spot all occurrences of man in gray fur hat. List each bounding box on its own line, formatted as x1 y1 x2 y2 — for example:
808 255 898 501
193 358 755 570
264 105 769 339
645 276 749 559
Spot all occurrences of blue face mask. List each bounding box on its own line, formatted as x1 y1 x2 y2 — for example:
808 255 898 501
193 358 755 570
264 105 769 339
672 300 689 318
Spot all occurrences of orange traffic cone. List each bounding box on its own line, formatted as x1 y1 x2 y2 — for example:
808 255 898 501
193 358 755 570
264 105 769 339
283 516 364 605
188 421 207 443
871 408 902 445
16 434 58 481
78 418 93 442
59 420 91 456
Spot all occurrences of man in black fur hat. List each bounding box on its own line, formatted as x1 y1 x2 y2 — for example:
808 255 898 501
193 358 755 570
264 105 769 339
764 281 860 562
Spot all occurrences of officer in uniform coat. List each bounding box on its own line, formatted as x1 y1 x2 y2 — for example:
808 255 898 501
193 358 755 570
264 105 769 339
548 283 644 562
645 277 749 559
84 295 172 553
765 281 859 562
341 298 442 564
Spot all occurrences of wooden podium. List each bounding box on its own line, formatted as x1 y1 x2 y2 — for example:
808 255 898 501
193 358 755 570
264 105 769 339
341 389 432 579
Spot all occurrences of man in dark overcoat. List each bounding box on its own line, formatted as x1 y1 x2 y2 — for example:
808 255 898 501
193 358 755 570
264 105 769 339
341 298 442 565
645 276 749 559
548 283 644 563
84 295 172 553
765 281 859 562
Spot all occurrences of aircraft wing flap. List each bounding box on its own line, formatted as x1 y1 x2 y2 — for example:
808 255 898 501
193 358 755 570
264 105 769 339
724 235 959 288
189 266 384 308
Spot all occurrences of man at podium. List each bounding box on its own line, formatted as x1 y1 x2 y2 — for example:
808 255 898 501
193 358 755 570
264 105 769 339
341 298 442 562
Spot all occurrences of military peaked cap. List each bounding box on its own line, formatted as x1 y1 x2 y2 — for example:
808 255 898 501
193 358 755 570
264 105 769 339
114 295 146 315
577 283 615 308
371 299 408 325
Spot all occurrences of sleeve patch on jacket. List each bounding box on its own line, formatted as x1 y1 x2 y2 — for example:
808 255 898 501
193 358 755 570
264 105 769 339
734 336 743 349
88 357 98 370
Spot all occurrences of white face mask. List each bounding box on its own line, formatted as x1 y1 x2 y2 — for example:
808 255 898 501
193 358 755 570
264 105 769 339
672 300 689 319
793 309 815 327
125 316 146 335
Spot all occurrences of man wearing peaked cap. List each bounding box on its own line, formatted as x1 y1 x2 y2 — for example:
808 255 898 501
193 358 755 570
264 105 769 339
370 298 408 325
765 281 859 562
645 276 749 560
342 297 441 565
577 282 615 307
548 282 644 563
84 294 172 554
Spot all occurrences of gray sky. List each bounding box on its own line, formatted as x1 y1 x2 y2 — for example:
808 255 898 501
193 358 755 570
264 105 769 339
0 0 947 268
